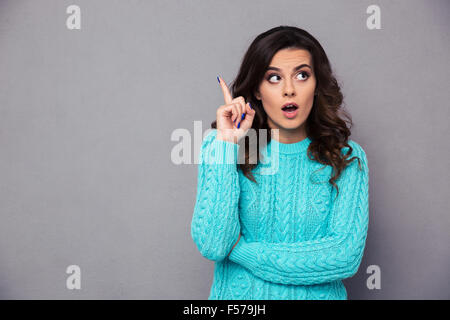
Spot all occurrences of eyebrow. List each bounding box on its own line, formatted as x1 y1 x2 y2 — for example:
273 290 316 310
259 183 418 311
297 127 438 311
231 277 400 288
266 64 312 73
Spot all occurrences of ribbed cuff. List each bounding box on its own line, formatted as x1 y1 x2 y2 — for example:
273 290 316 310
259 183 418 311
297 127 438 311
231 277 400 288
210 138 240 165
228 237 258 269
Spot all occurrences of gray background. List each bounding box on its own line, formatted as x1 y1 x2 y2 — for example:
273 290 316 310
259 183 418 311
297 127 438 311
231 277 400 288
0 0 448 299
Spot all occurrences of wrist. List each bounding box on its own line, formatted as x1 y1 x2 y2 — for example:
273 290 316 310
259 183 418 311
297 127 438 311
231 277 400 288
228 233 241 256
216 135 237 144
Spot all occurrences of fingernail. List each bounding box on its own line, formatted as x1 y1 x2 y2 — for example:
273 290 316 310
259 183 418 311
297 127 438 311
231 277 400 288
241 113 245 120
237 122 241 129
217 76 220 84
249 102 252 109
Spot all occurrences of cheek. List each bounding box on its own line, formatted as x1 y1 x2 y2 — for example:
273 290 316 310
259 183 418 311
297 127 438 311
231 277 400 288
265 87 284 103
259 87 278 110
301 87 316 105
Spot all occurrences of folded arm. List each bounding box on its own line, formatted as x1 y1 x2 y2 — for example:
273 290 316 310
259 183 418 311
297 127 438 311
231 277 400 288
229 142 370 285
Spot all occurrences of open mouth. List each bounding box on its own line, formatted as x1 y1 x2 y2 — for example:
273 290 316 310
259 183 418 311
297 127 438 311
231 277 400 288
281 104 299 112
281 103 299 118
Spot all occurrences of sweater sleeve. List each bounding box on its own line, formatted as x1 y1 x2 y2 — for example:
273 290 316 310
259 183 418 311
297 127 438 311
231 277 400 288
190 130 241 262
228 141 369 285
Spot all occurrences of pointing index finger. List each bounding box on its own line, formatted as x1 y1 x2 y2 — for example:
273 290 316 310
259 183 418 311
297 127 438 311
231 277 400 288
218 76 233 105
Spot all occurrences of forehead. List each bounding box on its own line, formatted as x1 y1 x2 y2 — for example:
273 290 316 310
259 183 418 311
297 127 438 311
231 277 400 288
269 48 312 67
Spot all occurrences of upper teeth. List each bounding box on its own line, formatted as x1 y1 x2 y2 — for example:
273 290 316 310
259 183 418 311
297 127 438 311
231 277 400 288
285 105 295 108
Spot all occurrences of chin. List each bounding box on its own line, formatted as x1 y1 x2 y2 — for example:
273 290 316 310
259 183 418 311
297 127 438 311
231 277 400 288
284 123 304 130
267 114 305 130
272 120 303 131
281 117 305 127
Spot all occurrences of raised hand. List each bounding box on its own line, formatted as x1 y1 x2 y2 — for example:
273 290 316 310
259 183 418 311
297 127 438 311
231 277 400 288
216 76 256 144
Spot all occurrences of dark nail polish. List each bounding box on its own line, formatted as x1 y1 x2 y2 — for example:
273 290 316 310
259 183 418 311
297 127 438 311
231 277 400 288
237 122 241 129
249 102 252 109
217 76 220 84
241 113 245 120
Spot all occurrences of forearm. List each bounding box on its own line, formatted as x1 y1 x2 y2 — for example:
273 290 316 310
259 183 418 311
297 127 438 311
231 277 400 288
229 142 370 285
191 132 242 261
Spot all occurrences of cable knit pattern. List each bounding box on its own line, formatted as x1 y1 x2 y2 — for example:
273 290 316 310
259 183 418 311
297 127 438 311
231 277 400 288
191 129 369 300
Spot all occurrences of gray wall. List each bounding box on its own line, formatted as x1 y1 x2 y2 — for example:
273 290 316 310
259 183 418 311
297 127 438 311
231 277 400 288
0 0 448 299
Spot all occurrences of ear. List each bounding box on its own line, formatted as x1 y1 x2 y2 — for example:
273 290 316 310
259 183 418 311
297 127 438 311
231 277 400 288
254 90 261 100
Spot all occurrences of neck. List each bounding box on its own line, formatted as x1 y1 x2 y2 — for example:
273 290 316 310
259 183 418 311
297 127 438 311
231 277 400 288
270 127 307 144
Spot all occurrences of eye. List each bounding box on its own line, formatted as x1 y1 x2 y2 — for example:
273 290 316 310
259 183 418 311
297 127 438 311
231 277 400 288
266 71 310 83
296 71 310 81
267 74 280 83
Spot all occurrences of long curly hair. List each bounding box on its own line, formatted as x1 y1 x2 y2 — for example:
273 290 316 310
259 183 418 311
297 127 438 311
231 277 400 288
211 26 362 199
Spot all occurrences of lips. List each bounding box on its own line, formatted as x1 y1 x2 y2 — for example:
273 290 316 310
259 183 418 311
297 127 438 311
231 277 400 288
281 102 299 111
281 102 299 119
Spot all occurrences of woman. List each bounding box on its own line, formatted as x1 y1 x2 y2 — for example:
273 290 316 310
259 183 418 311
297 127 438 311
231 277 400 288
191 26 369 300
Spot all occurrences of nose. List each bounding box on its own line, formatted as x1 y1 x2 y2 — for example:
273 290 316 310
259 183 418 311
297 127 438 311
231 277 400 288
283 80 296 97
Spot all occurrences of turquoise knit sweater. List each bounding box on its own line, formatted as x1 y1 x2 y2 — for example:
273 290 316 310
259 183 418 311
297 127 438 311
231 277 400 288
191 129 369 300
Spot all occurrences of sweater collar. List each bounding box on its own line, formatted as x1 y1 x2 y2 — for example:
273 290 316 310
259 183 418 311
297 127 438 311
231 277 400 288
267 136 312 155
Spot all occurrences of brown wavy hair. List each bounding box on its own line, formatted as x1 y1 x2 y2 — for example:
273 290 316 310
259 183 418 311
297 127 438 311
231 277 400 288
211 26 362 199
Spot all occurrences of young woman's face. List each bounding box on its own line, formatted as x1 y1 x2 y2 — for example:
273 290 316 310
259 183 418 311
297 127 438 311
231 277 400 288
255 48 317 140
